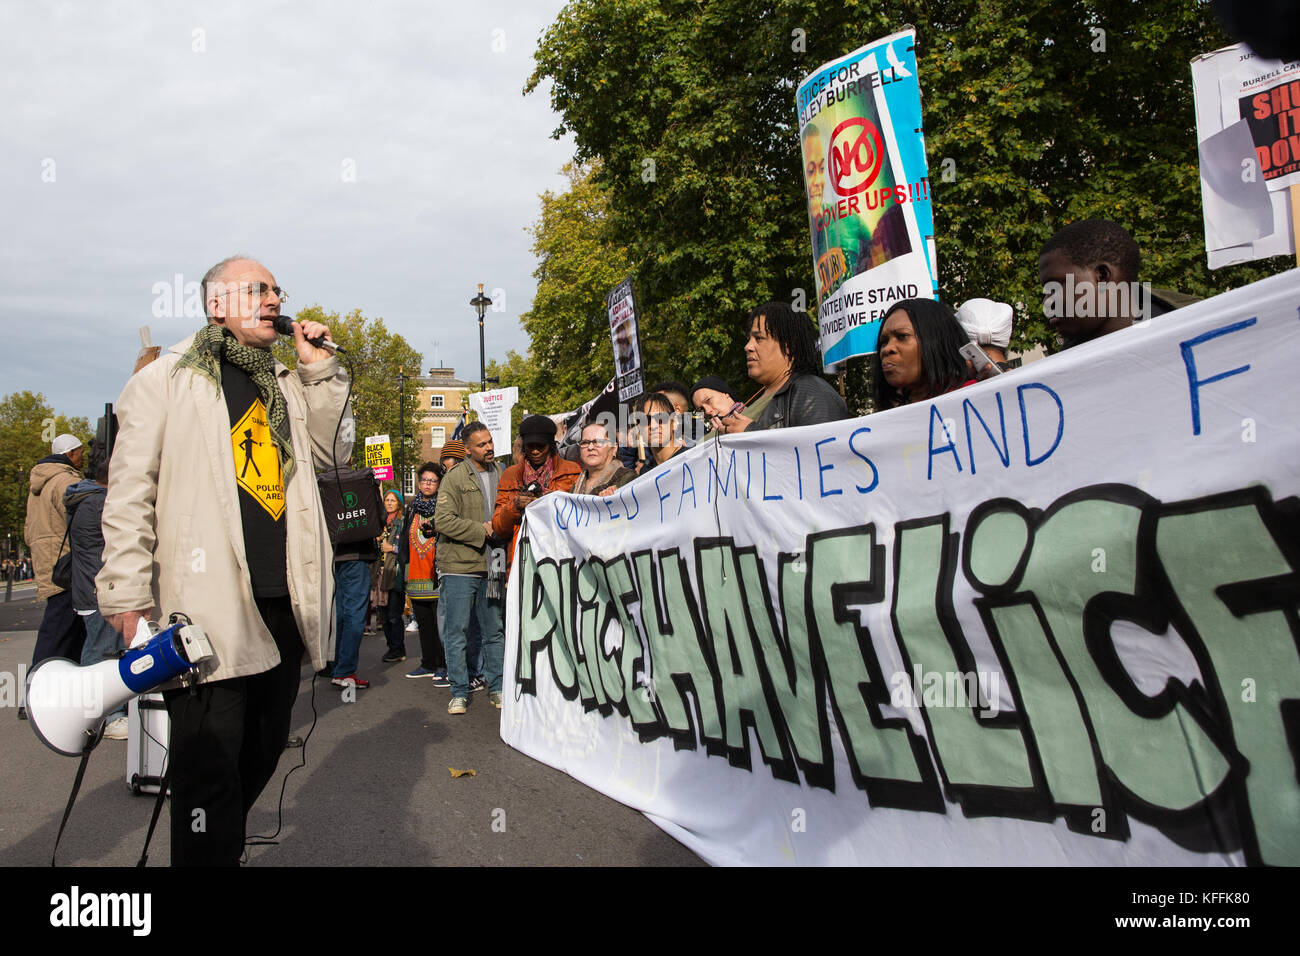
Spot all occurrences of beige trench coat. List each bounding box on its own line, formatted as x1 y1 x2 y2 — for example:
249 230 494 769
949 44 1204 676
96 334 353 683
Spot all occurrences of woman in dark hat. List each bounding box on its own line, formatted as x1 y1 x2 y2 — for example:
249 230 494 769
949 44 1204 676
690 375 739 437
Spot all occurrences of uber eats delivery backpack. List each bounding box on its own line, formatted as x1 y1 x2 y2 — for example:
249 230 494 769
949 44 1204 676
318 467 384 544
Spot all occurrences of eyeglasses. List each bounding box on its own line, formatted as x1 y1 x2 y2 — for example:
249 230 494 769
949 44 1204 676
218 282 288 303
578 439 611 448
418 477 438 484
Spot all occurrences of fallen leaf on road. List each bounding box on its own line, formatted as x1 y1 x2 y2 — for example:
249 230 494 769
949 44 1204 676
448 767 477 778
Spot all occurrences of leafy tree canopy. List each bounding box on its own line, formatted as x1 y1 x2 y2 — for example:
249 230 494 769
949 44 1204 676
1 391 92 558
527 0 1285 401
504 162 633 418
273 308 423 472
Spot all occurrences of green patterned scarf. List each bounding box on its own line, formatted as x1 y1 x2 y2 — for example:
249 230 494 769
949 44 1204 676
176 323 296 482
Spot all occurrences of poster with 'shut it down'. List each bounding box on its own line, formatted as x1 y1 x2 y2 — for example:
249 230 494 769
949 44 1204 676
796 29 938 371
1191 43 1300 268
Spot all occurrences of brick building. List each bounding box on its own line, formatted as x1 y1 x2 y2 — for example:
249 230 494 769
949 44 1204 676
404 366 473 493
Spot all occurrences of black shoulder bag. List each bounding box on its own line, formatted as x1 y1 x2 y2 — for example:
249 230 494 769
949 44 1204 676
317 467 384 544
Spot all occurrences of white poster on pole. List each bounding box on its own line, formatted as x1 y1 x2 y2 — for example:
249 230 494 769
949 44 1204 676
468 386 518 457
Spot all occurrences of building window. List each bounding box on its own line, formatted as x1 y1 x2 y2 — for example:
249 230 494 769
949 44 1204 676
431 426 446 448
430 394 444 409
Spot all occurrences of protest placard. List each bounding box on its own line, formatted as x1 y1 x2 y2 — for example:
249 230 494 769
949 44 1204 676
469 386 518 456
606 278 645 402
1192 43 1300 267
796 29 938 371
364 433 393 481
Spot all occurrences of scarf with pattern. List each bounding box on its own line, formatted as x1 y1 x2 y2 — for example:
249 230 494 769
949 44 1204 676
176 323 296 482
522 454 556 491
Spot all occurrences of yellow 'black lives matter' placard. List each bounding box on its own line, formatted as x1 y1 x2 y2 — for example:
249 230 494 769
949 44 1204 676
230 400 285 520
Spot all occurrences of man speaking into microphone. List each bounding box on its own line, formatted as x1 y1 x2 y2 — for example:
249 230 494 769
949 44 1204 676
98 256 352 866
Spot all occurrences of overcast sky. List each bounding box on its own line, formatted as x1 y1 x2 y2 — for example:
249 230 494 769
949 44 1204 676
0 0 574 424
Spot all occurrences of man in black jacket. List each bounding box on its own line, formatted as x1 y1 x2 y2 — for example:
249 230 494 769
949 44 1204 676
64 440 128 739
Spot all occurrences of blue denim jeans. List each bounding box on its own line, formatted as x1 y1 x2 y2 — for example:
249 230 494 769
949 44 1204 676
333 560 371 678
439 573 503 698
441 599 483 679
80 610 126 722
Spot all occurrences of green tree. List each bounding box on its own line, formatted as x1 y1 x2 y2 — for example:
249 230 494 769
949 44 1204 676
272 308 423 473
482 350 534 443
528 0 1286 405
0 391 92 559
510 162 634 415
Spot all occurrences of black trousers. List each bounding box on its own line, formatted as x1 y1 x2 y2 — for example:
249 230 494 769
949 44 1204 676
383 588 406 653
411 598 444 671
164 596 303 867
31 590 86 667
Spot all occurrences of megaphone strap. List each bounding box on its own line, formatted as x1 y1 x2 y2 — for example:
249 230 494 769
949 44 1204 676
51 745 94 867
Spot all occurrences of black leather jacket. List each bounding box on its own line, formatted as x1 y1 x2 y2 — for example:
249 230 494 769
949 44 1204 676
747 373 850 431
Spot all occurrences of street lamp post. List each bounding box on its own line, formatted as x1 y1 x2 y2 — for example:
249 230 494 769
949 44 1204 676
471 283 493 393
395 369 416 494
10 464 22 555
5 466 23 603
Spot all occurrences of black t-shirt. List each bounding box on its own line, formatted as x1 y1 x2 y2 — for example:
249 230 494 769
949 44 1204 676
222 362 289 598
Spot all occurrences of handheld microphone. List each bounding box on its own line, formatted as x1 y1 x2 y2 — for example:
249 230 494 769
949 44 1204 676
271 314 343 353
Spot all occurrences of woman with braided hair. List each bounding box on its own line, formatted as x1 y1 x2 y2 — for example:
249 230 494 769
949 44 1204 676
715 301 849 433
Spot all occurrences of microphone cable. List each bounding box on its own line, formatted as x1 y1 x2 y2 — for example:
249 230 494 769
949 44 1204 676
243 315 355 859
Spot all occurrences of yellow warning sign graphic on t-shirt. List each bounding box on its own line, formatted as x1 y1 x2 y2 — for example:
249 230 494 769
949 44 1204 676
230 399 285 520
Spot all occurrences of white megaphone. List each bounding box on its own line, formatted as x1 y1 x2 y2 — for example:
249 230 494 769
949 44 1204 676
26 617 215 757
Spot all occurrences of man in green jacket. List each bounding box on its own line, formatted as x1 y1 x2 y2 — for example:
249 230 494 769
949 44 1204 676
434 421 505 714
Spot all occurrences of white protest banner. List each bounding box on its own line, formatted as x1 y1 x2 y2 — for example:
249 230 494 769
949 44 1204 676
1192 44 1300 267
502 270 1300 866
797 30 938 371
364 434 393 481
606 278 645 402
469 386 518 456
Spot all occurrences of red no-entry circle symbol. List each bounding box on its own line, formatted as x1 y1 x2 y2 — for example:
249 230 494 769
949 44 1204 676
828 117 884 196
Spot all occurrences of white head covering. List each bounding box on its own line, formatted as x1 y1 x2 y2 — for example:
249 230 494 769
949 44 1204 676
955 298 1013 349
51 434 83 456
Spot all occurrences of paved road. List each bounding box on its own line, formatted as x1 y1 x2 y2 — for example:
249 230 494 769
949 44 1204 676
0 581 41 630
0 599 703 867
